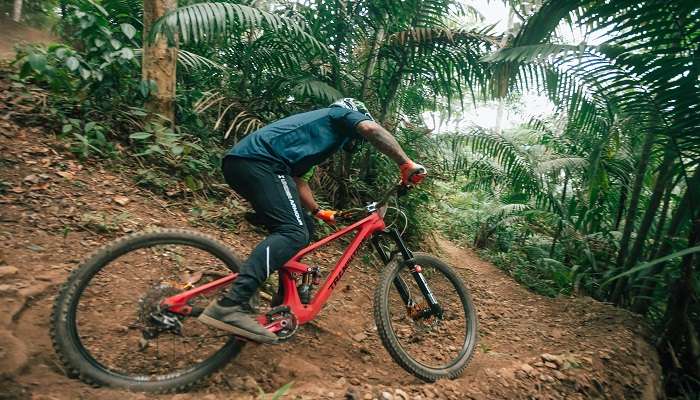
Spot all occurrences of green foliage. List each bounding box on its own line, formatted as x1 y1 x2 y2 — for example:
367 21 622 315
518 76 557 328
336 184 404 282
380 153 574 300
62 118 115 158
129 120 217 192
129 122 202 162
151 2 327 51
458 0 700 394
12 0 143 162
11 0 225 194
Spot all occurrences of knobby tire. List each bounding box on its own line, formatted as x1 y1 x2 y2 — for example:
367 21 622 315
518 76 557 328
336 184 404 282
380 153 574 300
374 252 478 381
50 229 245 393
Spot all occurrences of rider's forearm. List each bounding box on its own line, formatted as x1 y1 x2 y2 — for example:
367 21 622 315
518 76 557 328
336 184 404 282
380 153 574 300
356 121 410 165
293 177 320 212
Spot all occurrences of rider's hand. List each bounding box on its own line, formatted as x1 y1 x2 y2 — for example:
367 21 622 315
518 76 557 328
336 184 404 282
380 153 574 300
315 209 337 224
400 161 427 185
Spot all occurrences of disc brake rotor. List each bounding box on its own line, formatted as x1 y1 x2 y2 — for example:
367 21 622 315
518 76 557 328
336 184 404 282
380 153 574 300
407 301 439 331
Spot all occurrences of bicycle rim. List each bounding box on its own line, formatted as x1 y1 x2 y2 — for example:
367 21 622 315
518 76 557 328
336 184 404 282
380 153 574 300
53 229 244 391
375 253 477 380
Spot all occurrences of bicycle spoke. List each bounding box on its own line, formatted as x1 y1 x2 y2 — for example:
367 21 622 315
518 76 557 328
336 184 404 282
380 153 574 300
74 242 234 378
387 262 470 369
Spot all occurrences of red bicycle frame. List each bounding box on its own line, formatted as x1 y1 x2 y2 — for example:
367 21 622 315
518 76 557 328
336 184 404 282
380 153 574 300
161 211 386 333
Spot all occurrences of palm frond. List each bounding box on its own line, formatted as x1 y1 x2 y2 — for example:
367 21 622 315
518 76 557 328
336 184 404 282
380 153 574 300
535 157 588 174
150 2 328 53
291 80 343 103
177 49 225 71
133 48 224 72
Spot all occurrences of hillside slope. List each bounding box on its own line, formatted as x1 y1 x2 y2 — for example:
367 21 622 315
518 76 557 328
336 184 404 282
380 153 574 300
0 17 57 59
0 78 662 399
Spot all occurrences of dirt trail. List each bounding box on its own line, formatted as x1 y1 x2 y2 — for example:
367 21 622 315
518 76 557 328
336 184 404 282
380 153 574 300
0 17 58 59
0 78 662 399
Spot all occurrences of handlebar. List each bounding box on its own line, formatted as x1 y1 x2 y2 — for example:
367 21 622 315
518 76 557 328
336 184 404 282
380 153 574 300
378 183 410 206
335 182 416 221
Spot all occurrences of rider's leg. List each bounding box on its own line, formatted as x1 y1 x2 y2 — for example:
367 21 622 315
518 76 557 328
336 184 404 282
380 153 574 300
199 157 310 342
222 158 310 304
245 210 315 308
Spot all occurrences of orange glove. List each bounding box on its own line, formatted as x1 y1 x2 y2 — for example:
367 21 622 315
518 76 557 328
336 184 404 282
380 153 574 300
400 161 427 185
315 209 337 224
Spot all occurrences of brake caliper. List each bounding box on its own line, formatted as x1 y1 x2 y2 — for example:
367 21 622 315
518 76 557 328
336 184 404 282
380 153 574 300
407 301 434 322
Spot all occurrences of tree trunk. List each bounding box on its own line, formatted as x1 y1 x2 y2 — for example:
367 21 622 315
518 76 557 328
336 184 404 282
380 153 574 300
12 0 22 22
612 129 655 292
549 172 569 257
360 23 386 101
648 175 676 259
658 215 700 381
614 184 628 231
142 0 178 124
379 56 407 125
632 167 700 313
611 143 676 304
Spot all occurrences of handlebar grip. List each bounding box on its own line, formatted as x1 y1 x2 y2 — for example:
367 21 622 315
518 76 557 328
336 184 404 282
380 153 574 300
409 167 427 184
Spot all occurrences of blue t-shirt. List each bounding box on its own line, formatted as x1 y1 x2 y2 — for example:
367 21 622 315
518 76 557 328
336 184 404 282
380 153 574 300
226 107 371 176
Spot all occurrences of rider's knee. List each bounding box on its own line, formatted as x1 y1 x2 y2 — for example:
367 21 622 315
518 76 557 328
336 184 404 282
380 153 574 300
282 225 309 249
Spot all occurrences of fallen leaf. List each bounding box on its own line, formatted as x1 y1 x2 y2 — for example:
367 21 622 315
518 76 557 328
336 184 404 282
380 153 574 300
180 271 204 286
56 170 75 180
23 174 41 184
29 182 50 191
113 195 130 206
10 187 24 193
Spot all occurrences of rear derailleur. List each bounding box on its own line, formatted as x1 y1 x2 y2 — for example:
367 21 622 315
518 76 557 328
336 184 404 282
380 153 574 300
138 284 184 339
142 311 183 339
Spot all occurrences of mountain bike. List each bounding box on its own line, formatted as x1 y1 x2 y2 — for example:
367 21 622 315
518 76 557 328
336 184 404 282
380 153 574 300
51 182 478 393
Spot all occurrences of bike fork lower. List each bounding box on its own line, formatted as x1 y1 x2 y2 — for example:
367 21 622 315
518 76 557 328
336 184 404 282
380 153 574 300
372 229 443 317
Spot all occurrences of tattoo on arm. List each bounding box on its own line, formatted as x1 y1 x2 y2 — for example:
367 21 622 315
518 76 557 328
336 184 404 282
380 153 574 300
356 121 409 165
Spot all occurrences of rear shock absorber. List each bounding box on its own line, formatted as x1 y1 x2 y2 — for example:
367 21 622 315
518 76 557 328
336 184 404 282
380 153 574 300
298 267 321 304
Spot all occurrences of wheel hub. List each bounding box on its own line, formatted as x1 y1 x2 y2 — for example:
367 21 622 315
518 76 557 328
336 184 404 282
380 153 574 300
138 283 183 339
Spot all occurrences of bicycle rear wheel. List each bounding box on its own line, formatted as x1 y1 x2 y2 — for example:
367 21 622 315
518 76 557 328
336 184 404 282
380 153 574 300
51 229 245 393
374 252 477 381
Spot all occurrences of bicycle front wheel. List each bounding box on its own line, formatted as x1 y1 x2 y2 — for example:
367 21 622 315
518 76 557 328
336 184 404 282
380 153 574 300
374 252 477 381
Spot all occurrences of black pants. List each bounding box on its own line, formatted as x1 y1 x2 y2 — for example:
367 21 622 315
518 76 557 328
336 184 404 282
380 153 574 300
222 157 313 304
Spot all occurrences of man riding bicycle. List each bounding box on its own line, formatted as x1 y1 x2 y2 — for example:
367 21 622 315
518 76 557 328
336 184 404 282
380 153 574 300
199 98 426 343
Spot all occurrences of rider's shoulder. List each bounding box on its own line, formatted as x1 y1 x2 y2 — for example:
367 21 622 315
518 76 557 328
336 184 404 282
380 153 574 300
326 106 367 121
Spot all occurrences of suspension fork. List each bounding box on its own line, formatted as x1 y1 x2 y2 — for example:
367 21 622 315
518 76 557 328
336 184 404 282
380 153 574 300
372 229 443 318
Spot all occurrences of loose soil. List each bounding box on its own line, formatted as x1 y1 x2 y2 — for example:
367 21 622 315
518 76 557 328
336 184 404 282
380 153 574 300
0 74 663 399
